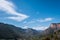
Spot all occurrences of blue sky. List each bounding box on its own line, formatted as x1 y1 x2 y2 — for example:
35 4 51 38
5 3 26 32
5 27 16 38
0 0 60 30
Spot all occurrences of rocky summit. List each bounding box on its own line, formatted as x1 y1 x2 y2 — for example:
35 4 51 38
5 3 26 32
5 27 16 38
50 23 60 30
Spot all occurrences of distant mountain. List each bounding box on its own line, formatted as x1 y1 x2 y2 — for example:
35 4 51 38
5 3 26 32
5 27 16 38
0 23 42 39
25 28 42 37
0 23 23 38
1 22 60 40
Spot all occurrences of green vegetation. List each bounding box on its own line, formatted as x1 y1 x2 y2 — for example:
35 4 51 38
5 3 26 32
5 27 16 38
27 30 60 40
39 30 60 40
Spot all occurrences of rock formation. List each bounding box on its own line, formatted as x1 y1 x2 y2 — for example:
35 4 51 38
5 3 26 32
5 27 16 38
50 23 60 31
44 23 60 35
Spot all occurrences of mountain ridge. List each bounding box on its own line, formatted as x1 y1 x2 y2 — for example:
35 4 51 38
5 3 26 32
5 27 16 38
0 22 42 39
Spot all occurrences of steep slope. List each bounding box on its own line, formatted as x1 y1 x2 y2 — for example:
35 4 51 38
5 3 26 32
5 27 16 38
0 23 24 38
25 28 41 37
40 30 60 40
0 23 42 39
43 23 60 35
40 23 60 40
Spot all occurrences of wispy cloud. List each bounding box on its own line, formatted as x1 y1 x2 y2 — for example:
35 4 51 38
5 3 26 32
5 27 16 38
22 18 53 30
32 26 48 30
37 18 53 22
22 26 28 29
0 0 29 21
22 25 48 30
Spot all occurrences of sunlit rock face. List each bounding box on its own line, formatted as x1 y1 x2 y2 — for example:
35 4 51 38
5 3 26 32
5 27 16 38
57 23 60 30
44 23 60 35
50 23 57 29
50 23 60 30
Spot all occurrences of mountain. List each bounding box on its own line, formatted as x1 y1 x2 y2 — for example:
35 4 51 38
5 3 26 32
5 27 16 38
39 23 60 40
0 22 42 40
0 23 23 39
0 22 60 40
25 28 42 37
43 23 60 35
40 29 60 40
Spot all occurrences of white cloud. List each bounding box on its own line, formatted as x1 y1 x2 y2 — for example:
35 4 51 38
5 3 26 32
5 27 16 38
22 25 48 30
32 26 48 30
37 18 53 22
22 26 28 29
7 16 28 21
0 0 29 21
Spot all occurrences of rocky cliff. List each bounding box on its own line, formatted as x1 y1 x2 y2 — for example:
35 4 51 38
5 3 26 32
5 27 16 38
50 23 60 30
44 23 60 35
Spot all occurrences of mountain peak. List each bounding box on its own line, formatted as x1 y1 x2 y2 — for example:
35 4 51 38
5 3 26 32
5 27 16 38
44 23 60 35
50 23 60 30
50 23 57 29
